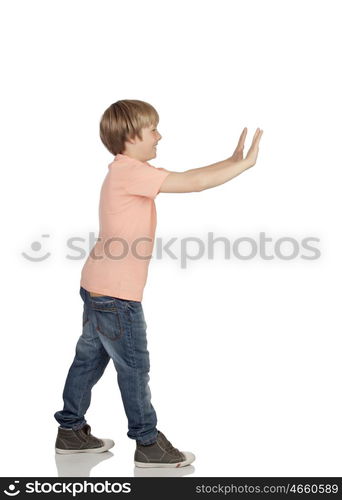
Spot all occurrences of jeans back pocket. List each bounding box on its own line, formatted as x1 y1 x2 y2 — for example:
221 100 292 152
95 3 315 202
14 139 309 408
89 297 123 341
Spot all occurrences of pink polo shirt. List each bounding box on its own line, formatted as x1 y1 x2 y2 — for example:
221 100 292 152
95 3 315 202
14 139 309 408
80 153 171 301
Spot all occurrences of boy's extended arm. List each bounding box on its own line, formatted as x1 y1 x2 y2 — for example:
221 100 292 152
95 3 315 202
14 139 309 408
187 158 250 191
159 128 263 193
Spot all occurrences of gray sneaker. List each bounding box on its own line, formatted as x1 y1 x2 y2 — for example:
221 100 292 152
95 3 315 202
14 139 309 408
134 430 195 468
55 423 115 454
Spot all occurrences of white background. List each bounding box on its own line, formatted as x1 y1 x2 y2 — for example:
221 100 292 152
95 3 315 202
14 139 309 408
1 0 341 478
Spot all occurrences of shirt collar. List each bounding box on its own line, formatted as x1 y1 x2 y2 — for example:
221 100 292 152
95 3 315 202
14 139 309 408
109 154 153 168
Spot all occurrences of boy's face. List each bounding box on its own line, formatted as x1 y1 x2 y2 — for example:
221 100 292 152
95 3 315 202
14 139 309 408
123 124 162 162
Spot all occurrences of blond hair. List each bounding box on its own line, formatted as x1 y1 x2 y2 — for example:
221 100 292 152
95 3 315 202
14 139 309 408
99 99 159 155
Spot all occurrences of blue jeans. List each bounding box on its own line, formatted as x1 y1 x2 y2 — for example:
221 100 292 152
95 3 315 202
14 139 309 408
54 287 158 445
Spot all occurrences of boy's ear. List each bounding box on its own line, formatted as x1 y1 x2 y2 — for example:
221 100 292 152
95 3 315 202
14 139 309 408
127 131 141 145
125 135 136 146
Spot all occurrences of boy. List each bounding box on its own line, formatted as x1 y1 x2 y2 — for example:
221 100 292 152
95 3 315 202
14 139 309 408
54 99 263 468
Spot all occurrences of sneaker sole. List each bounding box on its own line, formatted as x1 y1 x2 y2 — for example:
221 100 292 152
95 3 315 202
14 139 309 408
55 438 115 454
134 451 195 468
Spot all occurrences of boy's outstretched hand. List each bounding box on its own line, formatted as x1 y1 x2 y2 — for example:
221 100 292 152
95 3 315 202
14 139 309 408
159 126 264 194
228 127 263 168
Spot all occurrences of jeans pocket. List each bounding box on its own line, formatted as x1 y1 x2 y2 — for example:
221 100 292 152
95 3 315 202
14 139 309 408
89 297 123 341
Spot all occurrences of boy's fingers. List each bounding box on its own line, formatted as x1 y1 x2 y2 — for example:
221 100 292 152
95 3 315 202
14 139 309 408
252 128 262 145
237 127 247 149
256 129 263 143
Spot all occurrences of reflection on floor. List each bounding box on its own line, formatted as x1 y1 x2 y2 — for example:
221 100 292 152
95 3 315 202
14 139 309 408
55 452 195 477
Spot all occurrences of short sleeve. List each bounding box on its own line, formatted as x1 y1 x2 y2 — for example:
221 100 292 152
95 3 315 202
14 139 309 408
125 163 171 199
